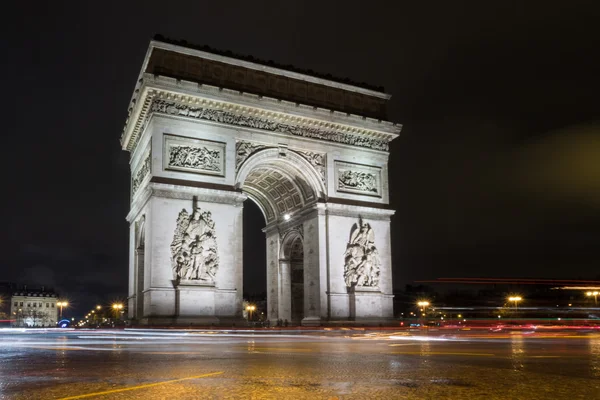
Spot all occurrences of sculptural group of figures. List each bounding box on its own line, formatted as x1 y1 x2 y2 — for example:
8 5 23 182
169 144 221 172
171 205 219 283
343 221 380 288
338 170 378 193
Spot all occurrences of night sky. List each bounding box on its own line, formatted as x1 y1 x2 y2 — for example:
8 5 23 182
3 1 599 315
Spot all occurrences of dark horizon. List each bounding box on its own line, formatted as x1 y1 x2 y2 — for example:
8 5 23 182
2 1 599 317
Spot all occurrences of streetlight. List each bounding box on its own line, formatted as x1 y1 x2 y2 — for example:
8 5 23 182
508 296 522 310
96 305 102 310
246 305 256 321
57 301 68 319
586 291 599 305
112 303 123 321
417 301 430 326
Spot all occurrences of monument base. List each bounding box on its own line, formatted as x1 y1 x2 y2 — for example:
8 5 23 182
301 316 322 326
349 286 384 320
176 280 216 318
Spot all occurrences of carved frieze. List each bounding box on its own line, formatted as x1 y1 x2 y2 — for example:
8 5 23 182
296 150 326 184
132 152 151 195
164 134 225 176
171 200 219 284
236 141 268 170
150 99 389 151
343 219 380 288
335 161 381 197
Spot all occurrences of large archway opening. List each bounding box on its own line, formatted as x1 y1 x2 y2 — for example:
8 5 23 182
236 148 325 324
242 199 266 299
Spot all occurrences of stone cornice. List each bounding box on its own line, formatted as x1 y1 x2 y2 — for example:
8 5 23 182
147 182 247 205
150 40 390 98
320 202 395 221
121 78 401 153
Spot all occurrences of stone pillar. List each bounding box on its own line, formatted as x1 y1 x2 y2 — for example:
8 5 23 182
135 248 145 319
127 223 136 319
278 259 292 322
265 232 279 322
323 204 395 323
129 185 246 325
302 217 321 326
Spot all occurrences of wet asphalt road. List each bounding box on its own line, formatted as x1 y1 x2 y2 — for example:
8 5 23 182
0 328 599 399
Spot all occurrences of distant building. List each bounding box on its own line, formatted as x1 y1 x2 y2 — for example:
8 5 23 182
11 287 59 327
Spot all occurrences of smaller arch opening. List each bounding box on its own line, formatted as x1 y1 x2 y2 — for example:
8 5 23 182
281 232 304 324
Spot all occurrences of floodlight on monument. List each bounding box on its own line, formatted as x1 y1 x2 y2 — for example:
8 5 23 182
283 214 291 221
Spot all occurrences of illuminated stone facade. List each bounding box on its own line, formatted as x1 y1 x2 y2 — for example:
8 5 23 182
122 39 401 325
11 290 58 327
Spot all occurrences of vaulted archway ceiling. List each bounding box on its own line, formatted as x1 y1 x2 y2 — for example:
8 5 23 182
242 162 316 223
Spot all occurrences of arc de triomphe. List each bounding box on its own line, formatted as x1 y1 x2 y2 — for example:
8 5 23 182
121 39 401 325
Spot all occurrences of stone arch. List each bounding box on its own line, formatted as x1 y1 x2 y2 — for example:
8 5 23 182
235 148 326 223
278 228 305 324
280 228 304 260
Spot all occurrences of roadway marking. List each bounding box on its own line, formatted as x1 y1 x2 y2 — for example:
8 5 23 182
57 371 224 399
390 351 495 357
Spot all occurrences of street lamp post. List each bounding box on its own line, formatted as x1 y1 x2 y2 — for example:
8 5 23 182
246 305 256 321
508 296 522 310
112 303 123 322
57 301 68 319
417 301 430 326
586 291 599 305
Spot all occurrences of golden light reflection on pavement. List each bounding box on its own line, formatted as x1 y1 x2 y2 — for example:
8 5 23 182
57 371 224 400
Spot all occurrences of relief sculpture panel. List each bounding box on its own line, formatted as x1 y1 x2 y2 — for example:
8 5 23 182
296 150 326 184
343 219 380 288
335 161 381 197
171 200 219 285
235 141 268 170
164 134 225 176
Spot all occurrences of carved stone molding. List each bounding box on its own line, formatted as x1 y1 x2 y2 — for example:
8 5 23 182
281 223 304 241
235 141 269 171
296 150 326 184
164 134 225 176
132 152 151 195
171 199 219 284
343 219 380 288
149 183 247 205
334 161 381 197
149 99 389 151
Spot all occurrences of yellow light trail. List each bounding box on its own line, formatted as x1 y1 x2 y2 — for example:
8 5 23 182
57 371 223 399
